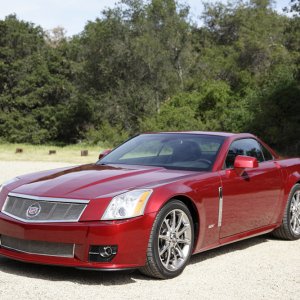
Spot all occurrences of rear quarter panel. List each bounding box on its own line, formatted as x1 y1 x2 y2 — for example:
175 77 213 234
275 158 300 223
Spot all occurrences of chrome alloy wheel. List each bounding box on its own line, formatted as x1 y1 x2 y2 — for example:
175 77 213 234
290 190 300 235
158 209 192 271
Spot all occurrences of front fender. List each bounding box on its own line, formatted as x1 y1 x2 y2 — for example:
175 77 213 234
144 173 222 253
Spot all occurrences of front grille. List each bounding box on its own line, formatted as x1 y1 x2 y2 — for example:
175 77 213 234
0 235 74 257
2 193 88 223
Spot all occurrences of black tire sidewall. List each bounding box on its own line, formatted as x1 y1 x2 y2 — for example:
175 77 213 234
151 200 194 279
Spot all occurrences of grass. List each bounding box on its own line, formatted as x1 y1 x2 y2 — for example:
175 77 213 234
0 143 106 164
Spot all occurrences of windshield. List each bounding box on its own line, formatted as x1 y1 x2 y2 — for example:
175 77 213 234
98 133 225 171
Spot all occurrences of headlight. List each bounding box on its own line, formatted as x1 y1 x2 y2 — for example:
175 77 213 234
0 177 20 194
101 189 153 220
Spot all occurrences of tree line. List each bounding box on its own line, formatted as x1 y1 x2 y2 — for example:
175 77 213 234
0 0 299 155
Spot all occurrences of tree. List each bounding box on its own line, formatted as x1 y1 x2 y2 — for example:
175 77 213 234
75 0 193 136
0 1 299 154
0 15 92 144
45 26 68 48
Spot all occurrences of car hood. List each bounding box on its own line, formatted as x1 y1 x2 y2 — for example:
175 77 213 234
11 164 199 200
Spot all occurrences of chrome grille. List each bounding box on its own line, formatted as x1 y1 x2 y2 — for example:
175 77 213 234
2 193 88 223
0 235 74 257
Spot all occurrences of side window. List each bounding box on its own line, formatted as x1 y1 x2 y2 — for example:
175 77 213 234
225 139 264 169
260 143 274 161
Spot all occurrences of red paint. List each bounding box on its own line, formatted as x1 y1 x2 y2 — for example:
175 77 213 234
234 155 259 169
0 131 299 270
219 160 283 237
98 149 112 160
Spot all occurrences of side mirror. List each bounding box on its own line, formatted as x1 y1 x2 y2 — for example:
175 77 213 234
99 149 112 160
234 155 258 170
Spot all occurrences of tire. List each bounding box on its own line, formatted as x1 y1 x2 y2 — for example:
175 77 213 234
272 183 300 240
139 200 194 279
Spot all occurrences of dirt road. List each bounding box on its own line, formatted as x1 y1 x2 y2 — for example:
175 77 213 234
0 161 299 300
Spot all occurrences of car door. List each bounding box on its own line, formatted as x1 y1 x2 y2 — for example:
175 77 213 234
219 138 282 238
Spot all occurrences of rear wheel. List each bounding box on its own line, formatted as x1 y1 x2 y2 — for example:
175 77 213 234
140 200 194 279
272 184 300 240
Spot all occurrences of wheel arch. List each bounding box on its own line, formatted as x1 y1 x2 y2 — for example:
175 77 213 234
272 181 300 240
284 172 300 198
164 194 200 251
277 171 300 224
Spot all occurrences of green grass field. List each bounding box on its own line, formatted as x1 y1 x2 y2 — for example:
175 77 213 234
0 143 106 164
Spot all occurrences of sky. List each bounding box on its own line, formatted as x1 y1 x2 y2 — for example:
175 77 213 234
0 0 292 36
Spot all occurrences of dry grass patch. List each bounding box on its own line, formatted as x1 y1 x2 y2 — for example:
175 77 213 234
0 143 105 164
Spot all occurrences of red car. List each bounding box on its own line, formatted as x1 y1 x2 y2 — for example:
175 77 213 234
0 132 299 279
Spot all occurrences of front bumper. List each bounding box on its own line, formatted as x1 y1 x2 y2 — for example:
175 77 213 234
0 212 155 269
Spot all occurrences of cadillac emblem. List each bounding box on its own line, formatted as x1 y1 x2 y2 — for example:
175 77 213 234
26 203 42 218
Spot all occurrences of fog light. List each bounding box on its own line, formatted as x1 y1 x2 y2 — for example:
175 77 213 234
89 245 118 262
100 246 113 257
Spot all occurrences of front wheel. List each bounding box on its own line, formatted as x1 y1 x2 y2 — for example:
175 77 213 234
139 200 194 279
272 184 300 240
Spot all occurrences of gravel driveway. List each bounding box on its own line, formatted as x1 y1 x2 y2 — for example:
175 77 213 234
0 161 299 300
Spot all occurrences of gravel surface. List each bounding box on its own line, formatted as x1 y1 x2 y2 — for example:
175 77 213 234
0 161 299 300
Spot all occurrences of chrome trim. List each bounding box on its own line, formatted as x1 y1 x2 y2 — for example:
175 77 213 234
0 235 75 258
158 208 192 271
1 194 88 223
218 187 223 227
7 193 90 204
1 209 87 223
